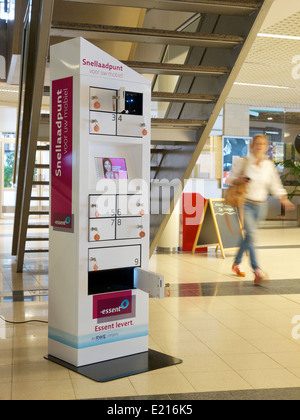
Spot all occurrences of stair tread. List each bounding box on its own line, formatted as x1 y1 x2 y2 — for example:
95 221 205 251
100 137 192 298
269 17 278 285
151 118 207 128
36 145 49 150
27 224 49 229
34 164 50 169
124 61 230 75
152 92 218 102
24 248 49 253
26 237 49 241
51 22 243 48
71 0 261 15
32 181 49 185
52 22 243 41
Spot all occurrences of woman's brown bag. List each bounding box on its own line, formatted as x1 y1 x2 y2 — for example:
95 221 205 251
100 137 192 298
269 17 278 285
225 158 249 208
225 183 247 208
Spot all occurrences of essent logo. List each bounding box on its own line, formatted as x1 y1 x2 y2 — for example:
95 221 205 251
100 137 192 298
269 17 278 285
120 299 129 309
100 299 131 315
55 216 71 226
93 292 133 320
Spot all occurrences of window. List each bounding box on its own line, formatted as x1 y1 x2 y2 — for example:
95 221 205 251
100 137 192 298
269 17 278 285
0 0 15 20
3 142 14 188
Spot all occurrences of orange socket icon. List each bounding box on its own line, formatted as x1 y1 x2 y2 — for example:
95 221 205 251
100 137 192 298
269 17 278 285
95 210 100 218
93 264 99 271
94 101 101 109
142 129 147 136
139 231 146 238
94 124 100 133
140 209 145 216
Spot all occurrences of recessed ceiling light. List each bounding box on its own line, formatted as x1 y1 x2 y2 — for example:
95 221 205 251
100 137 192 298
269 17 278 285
234 82 295 89
257 33 300 41
0 88 19 93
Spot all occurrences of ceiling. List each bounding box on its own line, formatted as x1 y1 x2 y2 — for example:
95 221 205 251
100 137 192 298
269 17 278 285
1 0 300 114
227 0 300 109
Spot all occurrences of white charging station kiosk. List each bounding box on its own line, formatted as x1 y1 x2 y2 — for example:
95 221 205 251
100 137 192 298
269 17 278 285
48 37 166 372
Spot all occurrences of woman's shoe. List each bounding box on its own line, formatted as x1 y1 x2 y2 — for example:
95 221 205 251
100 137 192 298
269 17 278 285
232 263 246 277
254 267 269 284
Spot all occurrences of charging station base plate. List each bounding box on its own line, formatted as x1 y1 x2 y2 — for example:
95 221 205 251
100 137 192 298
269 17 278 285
45 349 182 383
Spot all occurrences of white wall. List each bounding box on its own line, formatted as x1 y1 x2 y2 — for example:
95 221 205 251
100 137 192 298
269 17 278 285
0 107 17 132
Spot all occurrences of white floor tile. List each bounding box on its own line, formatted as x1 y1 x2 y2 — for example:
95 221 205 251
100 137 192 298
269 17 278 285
1 218 300 399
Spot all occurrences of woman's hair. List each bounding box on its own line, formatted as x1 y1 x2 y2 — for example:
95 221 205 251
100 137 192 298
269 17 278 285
251 133 269 147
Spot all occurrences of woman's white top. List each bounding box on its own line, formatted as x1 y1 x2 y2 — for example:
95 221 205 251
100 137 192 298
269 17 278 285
229 153 287 202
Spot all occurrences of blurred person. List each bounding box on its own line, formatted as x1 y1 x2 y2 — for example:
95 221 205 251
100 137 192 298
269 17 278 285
229 134 294 284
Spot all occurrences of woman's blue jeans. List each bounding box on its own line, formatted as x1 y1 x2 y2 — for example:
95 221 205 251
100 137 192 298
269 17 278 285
234 201 267 270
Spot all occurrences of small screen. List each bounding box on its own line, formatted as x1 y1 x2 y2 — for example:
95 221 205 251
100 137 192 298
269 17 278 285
95 157 128 180
125 92 143 115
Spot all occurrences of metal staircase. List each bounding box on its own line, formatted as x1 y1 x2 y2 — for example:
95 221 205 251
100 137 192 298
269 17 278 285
11 0 54 272
9 0 273 271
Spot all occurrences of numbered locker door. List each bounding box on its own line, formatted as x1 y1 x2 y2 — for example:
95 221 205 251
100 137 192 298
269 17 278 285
90 111 116 136
116 217 144 240
89 218 115 242
89 195 116 218
117 114 145 138
89 245 141 272
89 88 117 112
117 195 144 217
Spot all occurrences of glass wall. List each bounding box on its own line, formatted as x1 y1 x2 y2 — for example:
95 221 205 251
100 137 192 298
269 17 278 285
250 108 300 186
188 106 300 221
249 108 300 219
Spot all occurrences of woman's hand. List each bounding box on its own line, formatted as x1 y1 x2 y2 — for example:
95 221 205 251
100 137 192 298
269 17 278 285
233 177 250 185
281 197 295 211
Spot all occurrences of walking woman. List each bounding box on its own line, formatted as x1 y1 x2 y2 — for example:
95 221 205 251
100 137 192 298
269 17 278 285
229 134 294 284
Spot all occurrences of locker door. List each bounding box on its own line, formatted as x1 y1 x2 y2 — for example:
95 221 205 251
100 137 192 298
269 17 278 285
117 195 144 217
115 217 144 240
117 114 146 138
89 245 141 272
134 268 164 299
89 195 116 218
89 218 115 242
89 88 117 112
90 111 116 136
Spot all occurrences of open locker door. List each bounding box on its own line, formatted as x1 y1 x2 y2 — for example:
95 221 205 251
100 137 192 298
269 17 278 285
134 268 164 299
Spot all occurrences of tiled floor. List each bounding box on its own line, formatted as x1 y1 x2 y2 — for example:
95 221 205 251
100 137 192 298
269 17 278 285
1 217 300 400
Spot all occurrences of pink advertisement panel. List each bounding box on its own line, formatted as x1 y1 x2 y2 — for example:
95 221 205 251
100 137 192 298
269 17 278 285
51 77 73 232
93 291 134 322
94 157 128 180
